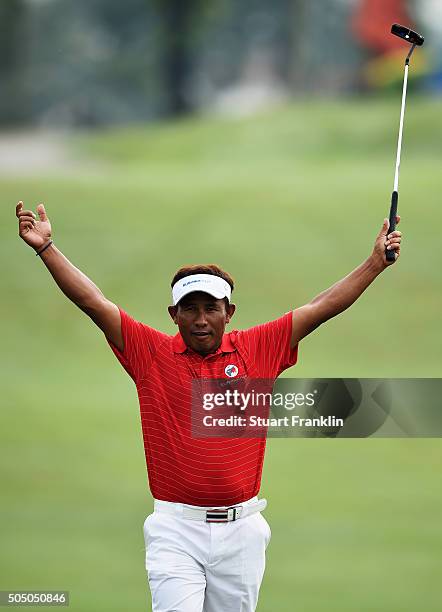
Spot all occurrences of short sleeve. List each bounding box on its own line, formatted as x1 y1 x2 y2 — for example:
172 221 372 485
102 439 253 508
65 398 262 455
236 311 298 379
106 306 169 383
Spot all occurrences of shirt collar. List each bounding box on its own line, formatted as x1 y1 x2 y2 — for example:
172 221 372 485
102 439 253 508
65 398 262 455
172 332 235 354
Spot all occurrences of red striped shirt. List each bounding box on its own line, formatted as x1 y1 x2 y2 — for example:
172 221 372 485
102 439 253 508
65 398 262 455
107 307 298 506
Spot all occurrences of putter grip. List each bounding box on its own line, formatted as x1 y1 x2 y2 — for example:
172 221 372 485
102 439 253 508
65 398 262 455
386 190 398 262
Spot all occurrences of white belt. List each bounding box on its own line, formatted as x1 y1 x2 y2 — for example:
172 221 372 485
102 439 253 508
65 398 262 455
153 497 267 523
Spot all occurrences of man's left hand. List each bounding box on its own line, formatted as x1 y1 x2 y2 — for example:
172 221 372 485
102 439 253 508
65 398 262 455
371 216 402 270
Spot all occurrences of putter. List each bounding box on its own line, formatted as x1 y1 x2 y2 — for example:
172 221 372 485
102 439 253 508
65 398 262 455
386 24 424 262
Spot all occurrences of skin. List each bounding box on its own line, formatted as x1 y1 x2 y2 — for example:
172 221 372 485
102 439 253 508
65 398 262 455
168 293 236 355
15 202 402 355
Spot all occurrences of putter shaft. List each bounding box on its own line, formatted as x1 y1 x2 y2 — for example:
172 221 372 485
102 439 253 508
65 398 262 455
393 49 413 193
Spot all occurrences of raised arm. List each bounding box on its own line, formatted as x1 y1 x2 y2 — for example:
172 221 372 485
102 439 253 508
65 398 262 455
291 217 402 348
16 201 123 351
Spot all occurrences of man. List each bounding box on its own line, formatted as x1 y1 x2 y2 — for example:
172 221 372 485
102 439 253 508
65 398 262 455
16 201 401 611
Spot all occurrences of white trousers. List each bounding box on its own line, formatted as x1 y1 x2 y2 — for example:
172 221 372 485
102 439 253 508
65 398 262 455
143 497 271 612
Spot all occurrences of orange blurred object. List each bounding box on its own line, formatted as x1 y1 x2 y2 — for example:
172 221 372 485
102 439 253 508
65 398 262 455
352 0 415 54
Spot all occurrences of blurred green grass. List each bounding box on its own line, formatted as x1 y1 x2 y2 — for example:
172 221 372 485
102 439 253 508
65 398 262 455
1 98 441 611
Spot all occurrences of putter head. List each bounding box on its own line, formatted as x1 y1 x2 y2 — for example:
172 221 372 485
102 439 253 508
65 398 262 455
391 24 424 46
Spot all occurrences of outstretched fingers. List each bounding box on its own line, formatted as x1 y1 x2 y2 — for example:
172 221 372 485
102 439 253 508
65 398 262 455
18 214 36 226
36 203 48 221
16 201 36 220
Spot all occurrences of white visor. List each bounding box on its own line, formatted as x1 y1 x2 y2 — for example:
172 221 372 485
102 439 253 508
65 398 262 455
172 274 232 306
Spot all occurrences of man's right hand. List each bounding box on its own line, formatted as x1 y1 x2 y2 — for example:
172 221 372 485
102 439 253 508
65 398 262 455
16 201 52 251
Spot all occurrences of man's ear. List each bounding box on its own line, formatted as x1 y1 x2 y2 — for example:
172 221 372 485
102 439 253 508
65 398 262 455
168 305 178 324
225 303 236 324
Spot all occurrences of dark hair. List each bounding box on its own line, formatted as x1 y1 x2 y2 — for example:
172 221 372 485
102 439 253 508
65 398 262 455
171 264 235 292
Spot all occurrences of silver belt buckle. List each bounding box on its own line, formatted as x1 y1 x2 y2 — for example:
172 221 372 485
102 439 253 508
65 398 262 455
227 507 237 521
206 506 238 523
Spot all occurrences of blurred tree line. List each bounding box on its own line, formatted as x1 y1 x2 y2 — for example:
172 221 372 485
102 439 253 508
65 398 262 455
0 0 26 123
0 0 361 128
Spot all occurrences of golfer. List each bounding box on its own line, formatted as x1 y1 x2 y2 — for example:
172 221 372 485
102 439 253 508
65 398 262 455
16 201 401 611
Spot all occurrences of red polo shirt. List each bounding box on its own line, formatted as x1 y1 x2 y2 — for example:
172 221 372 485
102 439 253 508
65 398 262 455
107 306 298 506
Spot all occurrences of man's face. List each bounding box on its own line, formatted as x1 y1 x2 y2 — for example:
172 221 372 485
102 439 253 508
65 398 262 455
168 292 236 355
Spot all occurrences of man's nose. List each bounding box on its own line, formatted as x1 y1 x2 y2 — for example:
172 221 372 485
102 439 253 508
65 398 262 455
194 309 208 326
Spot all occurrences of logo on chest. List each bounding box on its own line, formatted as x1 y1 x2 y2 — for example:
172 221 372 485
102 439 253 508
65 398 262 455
225 364 239 378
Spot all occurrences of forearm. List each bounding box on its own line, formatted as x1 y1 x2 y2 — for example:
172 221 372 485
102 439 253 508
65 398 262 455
310 255 383 324
37 242 104 308
292 218 402 346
